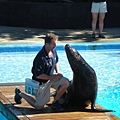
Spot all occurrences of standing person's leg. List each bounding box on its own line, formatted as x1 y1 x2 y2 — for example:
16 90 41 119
91 13 98 38
98 2 107 38
98 12 106 38
91 2 99 38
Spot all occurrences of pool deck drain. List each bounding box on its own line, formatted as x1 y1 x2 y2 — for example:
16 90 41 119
0 85 119 120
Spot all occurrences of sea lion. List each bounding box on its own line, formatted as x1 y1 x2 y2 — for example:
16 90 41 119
64 44 113 112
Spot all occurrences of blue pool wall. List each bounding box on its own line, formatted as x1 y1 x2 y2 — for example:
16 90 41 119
0 42 120 52
0 101 19 120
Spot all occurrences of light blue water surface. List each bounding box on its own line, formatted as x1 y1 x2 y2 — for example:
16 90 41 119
0 43 120 118
0 113 8 120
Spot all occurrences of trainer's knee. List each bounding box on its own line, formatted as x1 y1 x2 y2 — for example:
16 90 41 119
63 78 70 88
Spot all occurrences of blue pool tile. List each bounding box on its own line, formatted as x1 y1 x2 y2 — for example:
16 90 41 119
0 42 120 52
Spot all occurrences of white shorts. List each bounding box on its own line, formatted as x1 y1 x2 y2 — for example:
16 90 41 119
91 2 107 13
35 77 68 108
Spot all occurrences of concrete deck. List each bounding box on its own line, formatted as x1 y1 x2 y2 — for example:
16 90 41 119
0 26 120 44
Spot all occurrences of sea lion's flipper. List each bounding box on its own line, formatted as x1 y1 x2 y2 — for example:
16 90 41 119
91 103 115 112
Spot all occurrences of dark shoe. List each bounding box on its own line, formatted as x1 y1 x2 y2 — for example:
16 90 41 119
14 88 22 104
50 91 56 97
91 33 96 38
51 101 64 111
99 33 105 38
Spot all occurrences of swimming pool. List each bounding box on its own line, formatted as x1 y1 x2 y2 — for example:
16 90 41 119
0 42 120 118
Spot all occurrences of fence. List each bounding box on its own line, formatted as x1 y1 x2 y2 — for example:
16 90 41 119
0 1 120 29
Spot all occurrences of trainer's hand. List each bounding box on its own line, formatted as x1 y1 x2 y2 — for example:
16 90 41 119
52 73 63 81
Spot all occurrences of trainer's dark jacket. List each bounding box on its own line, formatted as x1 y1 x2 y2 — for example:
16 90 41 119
31 45 58 84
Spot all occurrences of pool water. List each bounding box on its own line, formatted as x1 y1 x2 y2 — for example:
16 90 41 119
0 48 120 118
0 101 19 120
0 113 8 120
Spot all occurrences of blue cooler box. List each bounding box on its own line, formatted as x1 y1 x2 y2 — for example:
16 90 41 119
25 78 39 96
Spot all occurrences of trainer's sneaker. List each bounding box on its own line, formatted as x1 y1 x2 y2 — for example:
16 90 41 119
99 33 105 38
51 101 64 111
50 91 56 97
14 88 22 104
